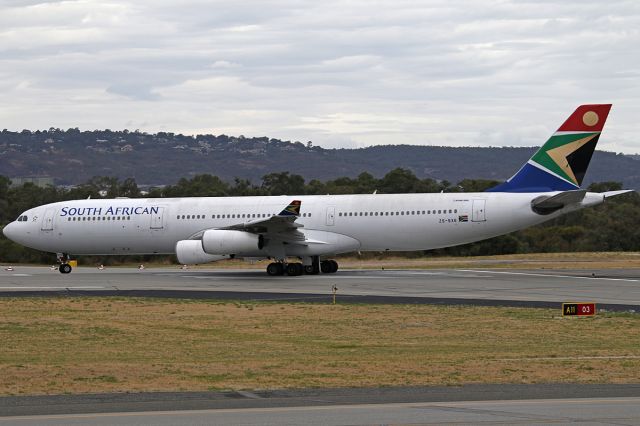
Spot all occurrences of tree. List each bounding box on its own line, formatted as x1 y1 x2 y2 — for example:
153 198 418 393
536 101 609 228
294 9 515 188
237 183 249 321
379 168 421 193
261 172 305 195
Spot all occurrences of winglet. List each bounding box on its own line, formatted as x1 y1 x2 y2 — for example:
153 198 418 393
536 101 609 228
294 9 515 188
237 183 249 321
278 200 301 217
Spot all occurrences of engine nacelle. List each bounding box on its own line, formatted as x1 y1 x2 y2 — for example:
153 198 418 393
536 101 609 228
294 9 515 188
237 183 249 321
175 240 229 265
202 230 262 255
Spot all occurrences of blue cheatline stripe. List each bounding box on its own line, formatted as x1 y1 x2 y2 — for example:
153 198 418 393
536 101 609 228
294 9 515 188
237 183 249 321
487 163 579 193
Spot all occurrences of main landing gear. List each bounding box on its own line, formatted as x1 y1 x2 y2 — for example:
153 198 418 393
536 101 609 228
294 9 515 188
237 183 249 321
57 253 73 274
266 256 338 276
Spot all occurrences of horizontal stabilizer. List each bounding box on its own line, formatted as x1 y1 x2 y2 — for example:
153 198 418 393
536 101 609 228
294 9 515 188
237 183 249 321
531 189 586 214
603 190 636 199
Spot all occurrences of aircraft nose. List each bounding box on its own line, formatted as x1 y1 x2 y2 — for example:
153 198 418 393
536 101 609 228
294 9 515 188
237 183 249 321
2 222 17 242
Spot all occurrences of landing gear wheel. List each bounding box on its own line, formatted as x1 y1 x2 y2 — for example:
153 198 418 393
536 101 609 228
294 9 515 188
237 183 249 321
321 260 338 274
266 262 284 276
59 264 72 274
304 264 319 275
286 263 304 276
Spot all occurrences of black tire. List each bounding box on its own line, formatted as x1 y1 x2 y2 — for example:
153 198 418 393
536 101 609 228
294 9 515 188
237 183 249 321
59 264 72 274
286 263 303 276
304 265 319 275
266 262 283 276
320 260 332 273
329 260 339 273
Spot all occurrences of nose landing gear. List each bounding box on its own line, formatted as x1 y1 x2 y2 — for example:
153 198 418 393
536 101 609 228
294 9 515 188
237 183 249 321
56 253 73 274
59 263 72 274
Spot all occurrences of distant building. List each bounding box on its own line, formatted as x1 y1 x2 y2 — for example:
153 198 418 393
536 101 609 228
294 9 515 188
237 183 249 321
10 176 55 188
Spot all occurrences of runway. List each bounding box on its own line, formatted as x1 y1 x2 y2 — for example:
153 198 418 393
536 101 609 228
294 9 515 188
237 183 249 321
1 384 639 425
1 266 640 310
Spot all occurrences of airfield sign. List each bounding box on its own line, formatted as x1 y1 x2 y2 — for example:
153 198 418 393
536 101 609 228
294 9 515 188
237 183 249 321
562 302 596 317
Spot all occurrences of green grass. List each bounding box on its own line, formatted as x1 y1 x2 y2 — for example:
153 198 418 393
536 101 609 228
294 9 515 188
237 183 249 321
0 297 639 395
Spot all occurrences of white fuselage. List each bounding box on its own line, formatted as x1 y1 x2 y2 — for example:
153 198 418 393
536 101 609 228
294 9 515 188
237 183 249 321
2 192 605 258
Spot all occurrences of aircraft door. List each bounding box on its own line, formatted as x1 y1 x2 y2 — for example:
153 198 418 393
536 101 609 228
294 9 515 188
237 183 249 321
472 199 486 222
41 208 56 231
150 207 165 229
326 206 335 226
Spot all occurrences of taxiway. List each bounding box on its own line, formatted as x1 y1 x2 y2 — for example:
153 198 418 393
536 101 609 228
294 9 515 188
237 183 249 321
1 266 639 310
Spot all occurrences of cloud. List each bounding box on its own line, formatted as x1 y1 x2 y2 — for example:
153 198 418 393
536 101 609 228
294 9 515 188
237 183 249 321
0 0 639 152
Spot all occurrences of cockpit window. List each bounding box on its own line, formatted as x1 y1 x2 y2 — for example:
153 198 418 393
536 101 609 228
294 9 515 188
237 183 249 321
16 215 28 222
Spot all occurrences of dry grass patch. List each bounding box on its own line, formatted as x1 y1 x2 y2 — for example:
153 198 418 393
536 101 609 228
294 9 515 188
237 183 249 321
1 298 639 395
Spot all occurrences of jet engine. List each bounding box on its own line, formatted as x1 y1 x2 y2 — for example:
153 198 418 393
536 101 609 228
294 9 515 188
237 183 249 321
175 240 229 264
202 229 263 255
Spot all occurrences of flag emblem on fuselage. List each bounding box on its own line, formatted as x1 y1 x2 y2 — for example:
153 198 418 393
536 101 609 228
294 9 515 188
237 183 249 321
458 215 469 222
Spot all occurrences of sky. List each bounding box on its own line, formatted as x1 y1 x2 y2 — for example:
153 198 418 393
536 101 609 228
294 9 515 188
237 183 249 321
1 0 639 153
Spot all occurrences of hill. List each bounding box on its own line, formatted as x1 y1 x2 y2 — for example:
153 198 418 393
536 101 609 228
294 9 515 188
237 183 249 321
1 129 638 188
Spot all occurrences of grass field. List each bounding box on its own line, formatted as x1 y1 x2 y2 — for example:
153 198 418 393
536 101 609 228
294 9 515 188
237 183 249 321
1 298 639 396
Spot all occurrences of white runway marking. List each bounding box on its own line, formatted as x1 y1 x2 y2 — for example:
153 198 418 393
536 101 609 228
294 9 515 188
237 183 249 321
456 269 640 283
0 286 105 290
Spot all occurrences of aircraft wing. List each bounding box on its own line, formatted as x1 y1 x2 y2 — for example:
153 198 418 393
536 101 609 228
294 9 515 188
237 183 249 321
221 199 306 242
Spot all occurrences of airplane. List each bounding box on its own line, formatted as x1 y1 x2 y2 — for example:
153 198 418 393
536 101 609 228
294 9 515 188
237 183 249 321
2 104 634 276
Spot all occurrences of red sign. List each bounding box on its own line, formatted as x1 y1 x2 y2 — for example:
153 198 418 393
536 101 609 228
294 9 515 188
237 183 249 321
562 302 596 317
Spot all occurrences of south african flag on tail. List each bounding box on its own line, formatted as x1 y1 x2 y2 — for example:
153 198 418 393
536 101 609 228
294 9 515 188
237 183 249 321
488 104 612 193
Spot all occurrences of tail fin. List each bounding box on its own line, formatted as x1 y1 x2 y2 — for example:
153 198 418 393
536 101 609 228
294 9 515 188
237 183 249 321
278 200 301 216
487 104 612 192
